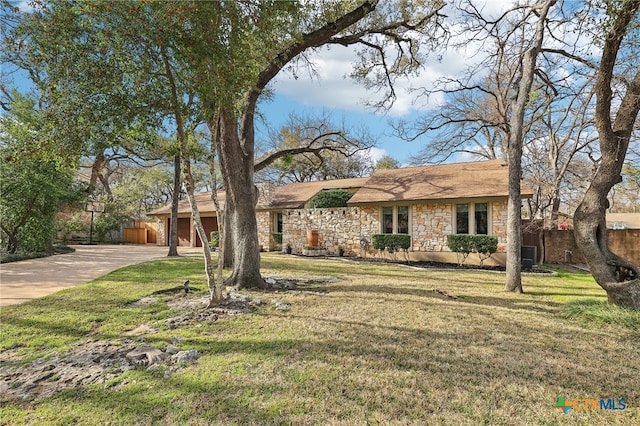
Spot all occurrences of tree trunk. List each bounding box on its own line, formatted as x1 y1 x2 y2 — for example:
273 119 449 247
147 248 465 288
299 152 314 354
181 160 219 301
573 1 640 310
218 108 266 289
549 193 561 229
222 208 234 269
574 188 640 308
505 0 557 292
206 114 226 305
505 163 524 293
167 153 180 257
1 225 18 254
160 43 223 303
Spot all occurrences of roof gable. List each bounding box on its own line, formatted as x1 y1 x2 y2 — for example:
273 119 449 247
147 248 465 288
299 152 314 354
269 177 369 209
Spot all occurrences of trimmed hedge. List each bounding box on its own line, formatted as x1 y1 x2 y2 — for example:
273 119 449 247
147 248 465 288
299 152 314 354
308 189 354 208
272 232 283 244
372 234 411 253
446 234 498 265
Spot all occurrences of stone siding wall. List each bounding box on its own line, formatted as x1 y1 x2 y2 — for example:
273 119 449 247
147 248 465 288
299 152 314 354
491 200 508 251
279 201 510 257
282 207 362 255
256 211 273 251
412 203 452 252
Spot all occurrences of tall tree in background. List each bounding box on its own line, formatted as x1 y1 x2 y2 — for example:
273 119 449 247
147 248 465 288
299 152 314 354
403 0 557 292
503 0 556 293
403 1 599 228
574 0 640 309
4 1 227 300
256 114 375 184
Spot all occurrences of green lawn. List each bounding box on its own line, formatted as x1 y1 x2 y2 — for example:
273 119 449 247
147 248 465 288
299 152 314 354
1 254 638 425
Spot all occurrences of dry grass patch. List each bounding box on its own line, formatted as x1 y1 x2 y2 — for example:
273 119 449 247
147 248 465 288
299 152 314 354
1 254 638 425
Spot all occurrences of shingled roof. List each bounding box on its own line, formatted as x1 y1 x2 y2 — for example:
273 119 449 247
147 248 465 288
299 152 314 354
148 178 369 216
269 177 369 209
148 191 227 217
149 161 529 216
347 160 533 205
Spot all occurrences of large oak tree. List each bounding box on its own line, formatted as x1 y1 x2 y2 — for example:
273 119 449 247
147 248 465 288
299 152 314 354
178 0 447 289
573 0 640 309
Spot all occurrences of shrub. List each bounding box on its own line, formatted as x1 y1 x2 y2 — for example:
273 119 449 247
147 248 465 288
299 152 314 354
446 234 473 265
473 235 498 265
272 232 283 244
209 231 220 248
446 234 498 266
308 189 354 208
372 234 411 258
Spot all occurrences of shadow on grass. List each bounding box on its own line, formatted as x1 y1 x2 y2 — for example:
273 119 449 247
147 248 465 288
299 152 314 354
525 291 607 298
31 306 638 425
323 283 564 314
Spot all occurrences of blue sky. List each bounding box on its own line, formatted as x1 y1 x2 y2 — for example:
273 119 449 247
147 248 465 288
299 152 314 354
256 93 426 166
257 41 473 166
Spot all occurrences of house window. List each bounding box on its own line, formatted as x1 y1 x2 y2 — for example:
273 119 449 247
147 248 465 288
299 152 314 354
456 202 489 235
475 203 488 234
382 207 394 234
381 206 410 234
273 212 283 233
456 204 469 234
398 206 409 234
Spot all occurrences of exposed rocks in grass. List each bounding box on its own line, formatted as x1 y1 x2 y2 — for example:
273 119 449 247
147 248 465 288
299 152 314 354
209 291 264 315
165 310 219 329
126 345 165 366
264 275 338 294
275 302 291 311
171 349 199 365
433 288 459 300
128 296 159 307
0 338 199 402
0 275 339 402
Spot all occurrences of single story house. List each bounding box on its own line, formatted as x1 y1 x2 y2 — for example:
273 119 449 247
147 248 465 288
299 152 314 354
149 159 533 265
606 212 640 230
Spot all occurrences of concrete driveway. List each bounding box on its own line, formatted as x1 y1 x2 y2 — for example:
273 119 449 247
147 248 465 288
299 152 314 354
0 245 198 307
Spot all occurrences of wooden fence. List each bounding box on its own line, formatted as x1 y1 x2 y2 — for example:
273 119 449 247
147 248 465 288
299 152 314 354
123 222 157 244
543 229 640 265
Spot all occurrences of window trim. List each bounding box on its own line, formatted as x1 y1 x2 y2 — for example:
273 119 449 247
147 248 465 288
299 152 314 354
273 211 283 233
380 205 411 235
454 201 491 235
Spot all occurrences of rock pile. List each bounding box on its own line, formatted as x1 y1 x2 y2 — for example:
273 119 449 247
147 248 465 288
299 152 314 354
0 274 339 402
0 338 199 401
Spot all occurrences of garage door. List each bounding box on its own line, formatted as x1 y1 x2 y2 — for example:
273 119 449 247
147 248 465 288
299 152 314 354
176 218 191 246
195 217 219 247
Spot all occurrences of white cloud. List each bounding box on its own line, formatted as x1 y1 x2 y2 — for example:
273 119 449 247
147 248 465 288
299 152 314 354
364 147 388 164
272 43 468 117
271 0 596 122
15 1 34 12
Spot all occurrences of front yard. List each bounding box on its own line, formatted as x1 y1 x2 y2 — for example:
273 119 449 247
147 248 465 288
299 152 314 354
1 253 638 425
